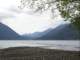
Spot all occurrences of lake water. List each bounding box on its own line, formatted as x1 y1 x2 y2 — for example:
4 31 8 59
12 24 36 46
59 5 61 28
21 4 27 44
0 40 80 51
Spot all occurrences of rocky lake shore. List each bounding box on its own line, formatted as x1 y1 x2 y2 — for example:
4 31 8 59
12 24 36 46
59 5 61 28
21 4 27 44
0 47 80 60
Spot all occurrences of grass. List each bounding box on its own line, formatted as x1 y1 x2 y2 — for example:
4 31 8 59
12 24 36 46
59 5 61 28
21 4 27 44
0 47 80 60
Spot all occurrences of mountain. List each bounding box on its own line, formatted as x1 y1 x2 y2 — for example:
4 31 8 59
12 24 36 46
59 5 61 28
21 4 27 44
36 24 80 40
1 23 79 40
22 28 52 39
0 23 27 40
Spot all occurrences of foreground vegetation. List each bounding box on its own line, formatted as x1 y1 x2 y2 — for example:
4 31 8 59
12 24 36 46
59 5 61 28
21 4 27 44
0 47 80 60
20 0 80 30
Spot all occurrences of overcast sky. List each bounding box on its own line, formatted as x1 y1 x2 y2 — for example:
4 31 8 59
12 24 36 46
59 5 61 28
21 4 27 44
0 0 67 35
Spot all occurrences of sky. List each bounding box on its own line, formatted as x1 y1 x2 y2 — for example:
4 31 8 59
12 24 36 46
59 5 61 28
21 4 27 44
0 0 67 35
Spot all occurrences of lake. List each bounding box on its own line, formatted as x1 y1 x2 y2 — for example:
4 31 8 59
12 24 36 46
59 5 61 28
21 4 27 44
0 40 80 51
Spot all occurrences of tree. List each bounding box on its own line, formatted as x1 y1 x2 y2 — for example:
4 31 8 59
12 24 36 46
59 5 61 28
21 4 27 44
19 0 80 30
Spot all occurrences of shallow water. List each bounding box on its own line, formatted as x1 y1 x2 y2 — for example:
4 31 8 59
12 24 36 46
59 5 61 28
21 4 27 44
0 40 80 51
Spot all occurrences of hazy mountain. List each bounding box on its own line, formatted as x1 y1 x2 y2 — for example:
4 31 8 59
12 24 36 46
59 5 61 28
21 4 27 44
0 23 80 40
22 28 52 39
36 24 80 40
0 23 28 40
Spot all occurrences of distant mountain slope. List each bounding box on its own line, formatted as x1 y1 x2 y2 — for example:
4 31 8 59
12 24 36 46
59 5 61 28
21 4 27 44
22 28 52 39
0 23 80 40
37 24 80 40
0 23 25 40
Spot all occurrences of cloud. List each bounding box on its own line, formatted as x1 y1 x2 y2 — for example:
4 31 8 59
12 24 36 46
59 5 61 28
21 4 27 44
0 9 16 22
0 0 21 22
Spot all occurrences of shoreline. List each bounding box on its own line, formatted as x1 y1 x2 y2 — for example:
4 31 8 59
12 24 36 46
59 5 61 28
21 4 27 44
0 47 80 60
0 40 80 51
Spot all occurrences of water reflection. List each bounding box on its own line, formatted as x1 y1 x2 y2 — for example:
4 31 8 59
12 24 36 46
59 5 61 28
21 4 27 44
0 40 80 51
